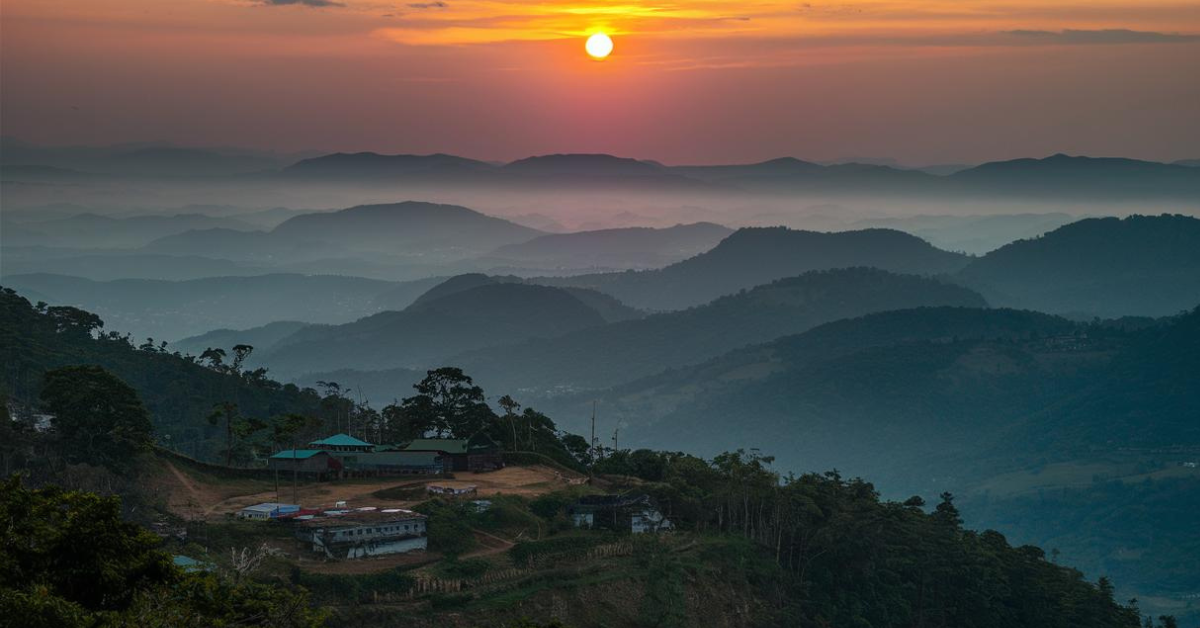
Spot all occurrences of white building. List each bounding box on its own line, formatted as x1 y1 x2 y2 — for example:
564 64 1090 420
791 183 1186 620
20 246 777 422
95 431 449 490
237 503 300 520
294 510 428 559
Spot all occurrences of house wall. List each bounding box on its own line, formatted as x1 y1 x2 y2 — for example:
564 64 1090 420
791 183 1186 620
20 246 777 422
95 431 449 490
343 536 428 559
467 452 505 472
267 456 330 474
303 518 429 559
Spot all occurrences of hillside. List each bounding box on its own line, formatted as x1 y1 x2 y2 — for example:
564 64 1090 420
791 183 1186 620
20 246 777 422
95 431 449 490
261 282 614 377
171 320 312 357
142 202 544 266
481 222 733 271
503 153 664 176
1 211 256 249
270 201 541 257
948 154 1200 199
560 306 1199 493
956 214 1200 317
281 152 494 179
539 227 972 311
0 252 272 282
1 273 401 341
405 274 643 323
443 268 986 395
0 286 326 461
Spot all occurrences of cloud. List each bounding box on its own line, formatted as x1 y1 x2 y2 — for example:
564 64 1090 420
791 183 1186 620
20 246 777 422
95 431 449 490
407 1 447 8
259 0 345 7
1003 29 1200 44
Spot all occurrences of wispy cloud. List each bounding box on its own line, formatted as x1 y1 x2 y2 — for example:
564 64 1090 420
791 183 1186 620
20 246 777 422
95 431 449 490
260 0 345 7
408 1 448 8
1003 28 1200 44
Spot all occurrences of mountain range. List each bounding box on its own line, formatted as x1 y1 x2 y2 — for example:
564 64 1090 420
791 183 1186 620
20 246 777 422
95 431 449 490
956 214 1200 317
0 273 432 341
537 227 972 311
551 305 1197 492
7 139 1200 202
479 222 733 271
260 280 628 377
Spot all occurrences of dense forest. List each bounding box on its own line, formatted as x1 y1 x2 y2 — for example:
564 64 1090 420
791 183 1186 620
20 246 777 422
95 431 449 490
0 286 329 462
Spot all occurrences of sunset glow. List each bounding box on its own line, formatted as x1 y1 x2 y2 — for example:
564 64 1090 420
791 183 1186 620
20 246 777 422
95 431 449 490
1 0 1198 162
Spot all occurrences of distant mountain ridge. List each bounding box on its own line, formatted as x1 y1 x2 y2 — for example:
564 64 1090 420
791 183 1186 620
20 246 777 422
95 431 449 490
437 267 989 393
956 214 1200 317
6 139 1198 200
481 222 733 271
0 273 419 341
282 152 494 179
537 226 972 311
260 279 626 376
142 201 543 264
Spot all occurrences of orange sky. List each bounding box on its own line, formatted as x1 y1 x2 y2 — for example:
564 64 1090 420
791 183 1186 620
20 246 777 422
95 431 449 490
2 0 1198 163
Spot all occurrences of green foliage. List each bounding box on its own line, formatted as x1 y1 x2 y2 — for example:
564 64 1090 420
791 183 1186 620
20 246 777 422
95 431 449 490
0 287 328 462
291 567 415 604
414 499 478 558
508 535 613 567
434 558 491 580
594 450 1149 628
637 544 688 628
0 477 326 627
964 476 1200 626
39 365 154 472
394 367 493 438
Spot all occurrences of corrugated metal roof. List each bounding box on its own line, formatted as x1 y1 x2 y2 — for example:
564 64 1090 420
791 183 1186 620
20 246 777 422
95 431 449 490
241 502 298 512
403 439 469 454
270 449 326 460
309 433 374 447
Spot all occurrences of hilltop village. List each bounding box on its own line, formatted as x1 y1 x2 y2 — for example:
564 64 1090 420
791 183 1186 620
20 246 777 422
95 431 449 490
219 432 672 563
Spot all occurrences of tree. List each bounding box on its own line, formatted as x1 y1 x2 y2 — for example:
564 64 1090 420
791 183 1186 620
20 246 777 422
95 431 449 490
40 366 153 472
44 306 103 339
498 394 522 450
0 477 327 627
230 344 255 375
400 368 494 438
199 347 227 371
208 402 248 467
932 491 963 528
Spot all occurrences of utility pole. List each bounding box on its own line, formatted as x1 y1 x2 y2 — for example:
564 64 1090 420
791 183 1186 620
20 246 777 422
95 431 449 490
590 400 597 463
292 441 298 505
612 425 619 452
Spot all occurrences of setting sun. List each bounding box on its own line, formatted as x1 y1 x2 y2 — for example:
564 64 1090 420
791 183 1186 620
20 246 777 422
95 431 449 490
585 32 613 59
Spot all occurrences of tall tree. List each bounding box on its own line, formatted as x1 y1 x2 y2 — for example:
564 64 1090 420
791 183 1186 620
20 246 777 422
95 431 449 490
401 368 494 438
40 366 153 472
207 402 245 467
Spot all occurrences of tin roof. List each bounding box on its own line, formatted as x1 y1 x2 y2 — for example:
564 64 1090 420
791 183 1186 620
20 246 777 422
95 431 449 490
309 433 374 447
294 509 427 528
269 449 326 460
403 439 468 454
241 502 299 513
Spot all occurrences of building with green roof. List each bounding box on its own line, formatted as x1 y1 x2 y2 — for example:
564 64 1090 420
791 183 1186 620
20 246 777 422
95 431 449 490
402 433 503 472
309 433 375 452
267 449 340 476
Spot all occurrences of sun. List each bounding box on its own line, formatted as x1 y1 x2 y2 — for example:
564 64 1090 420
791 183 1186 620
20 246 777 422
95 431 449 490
585 33 613 60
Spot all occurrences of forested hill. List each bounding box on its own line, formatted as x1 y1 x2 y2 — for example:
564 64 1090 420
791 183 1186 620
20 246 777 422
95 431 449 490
956 214 1200 317
561 306 1199 493
260 281 618 377
538 227 971 311
456 268 987 393
0 286 324 460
